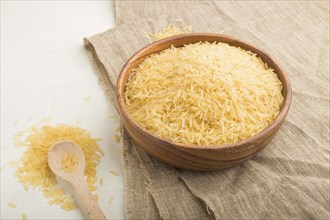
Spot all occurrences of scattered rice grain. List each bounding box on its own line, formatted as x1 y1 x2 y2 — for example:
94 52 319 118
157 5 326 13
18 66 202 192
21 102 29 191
7 161 19 168
8 202 16 208
107 115 118 119
114 135 120 143
83 95 91 102
75 118 81 125
145 23 192 41
109 170 119 176
108 196 114 204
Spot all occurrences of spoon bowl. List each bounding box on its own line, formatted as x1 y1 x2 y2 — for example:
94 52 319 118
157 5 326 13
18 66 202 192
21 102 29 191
48 140 85 180
48 140 106 220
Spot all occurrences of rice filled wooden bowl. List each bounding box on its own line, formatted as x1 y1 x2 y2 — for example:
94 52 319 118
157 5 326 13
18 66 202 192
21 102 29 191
116 33 292 171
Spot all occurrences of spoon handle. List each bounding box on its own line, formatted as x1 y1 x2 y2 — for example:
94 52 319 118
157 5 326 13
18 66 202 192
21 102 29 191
70 175 106 220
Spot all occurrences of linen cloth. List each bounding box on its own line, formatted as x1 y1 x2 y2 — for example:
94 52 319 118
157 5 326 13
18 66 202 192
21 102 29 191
85 1 330 219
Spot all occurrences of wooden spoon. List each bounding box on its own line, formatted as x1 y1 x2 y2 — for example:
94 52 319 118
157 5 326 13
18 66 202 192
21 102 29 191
48 140 106 220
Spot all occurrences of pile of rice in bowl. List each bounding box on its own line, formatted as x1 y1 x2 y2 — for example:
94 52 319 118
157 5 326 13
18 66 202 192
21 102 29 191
124 42 283 146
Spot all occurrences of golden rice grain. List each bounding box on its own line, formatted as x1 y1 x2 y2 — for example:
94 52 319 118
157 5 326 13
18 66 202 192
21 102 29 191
109 170 119 176
8 202 16 208
107 115 118 119
108 196 114 204
75 118 81 125
145 23 192 41
38 116 52 125
15 140 27 148
115 148 123 155
83 95 91 102
114 135 120 143
7 161 19 168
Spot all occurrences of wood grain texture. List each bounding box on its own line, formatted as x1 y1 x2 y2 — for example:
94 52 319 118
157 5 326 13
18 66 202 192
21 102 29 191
48 141 107 219
116 33 292 171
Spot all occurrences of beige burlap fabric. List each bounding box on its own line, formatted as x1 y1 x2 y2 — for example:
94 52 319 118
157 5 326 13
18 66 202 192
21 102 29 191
85 1 330 219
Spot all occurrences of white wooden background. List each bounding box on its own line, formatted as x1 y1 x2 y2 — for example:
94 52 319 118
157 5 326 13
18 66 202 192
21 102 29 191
1 1 125 219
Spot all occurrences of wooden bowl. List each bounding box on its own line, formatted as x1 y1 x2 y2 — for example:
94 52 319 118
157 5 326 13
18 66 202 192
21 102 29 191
116 33 292 171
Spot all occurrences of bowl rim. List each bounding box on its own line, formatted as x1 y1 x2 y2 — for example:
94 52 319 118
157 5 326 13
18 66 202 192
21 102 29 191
116 33 292 150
